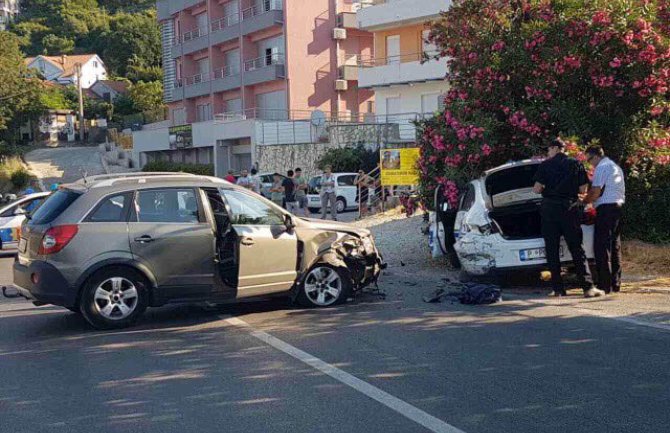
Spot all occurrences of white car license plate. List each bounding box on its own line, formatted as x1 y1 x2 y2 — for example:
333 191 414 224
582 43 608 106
309 197 320 203
519 246 564 261
18 237 27 253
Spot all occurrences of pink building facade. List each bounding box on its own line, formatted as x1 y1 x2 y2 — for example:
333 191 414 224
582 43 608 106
158 0 375 124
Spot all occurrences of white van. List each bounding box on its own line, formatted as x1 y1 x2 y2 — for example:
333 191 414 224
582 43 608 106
306 173 359 213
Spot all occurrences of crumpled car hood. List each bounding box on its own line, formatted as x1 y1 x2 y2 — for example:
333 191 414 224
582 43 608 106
298 218 371 238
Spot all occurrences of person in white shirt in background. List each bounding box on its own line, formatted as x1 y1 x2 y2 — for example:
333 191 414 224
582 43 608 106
248 168 262 195
320 165 337 221
236 169 252 190
583 145 626 294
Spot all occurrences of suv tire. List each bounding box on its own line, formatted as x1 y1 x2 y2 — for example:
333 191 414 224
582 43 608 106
80 267 149 330
297 263 352 308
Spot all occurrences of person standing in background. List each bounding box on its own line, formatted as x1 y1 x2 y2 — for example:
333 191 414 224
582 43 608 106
249 168 262 195
236 169 252 190
354 169 373 218
269 173 284 207
294 168 310 217
320 165 337 221
582 145 626 294
283 170 299 214
224 170 236 184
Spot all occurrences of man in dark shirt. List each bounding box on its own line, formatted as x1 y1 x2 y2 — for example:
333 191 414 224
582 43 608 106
283 170 298 213
532 138 604 298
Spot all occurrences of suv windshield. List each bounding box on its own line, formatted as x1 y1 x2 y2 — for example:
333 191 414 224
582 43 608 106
30 190 81 225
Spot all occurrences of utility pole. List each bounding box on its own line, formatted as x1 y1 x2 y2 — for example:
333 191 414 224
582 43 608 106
75 63 85 142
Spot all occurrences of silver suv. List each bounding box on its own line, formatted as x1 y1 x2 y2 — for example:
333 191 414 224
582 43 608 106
13 173 384 329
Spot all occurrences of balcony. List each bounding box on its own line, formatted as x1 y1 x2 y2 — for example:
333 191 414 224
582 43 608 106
212 65 242 93
172 25 209 58
338 54 360 81
337 12 358 29
210 13 241 46
157 0 206 21
241 0 283 36
357 52 448 88
356 0 450 31
183 73 212 98
243 54 285 86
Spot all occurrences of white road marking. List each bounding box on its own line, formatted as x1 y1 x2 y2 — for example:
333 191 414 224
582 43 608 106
223 316 466 433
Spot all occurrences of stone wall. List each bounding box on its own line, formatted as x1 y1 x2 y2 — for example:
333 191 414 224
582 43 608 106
256 142 344 178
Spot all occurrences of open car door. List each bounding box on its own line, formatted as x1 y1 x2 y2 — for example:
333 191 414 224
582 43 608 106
218 188 298 298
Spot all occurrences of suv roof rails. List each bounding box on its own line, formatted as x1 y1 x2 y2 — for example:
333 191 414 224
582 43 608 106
89 174 225 189
75 172 195 185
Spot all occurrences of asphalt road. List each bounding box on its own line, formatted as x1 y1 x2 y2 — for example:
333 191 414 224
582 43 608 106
1 253 670 433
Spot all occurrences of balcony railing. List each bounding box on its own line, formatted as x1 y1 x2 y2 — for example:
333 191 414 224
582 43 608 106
210 12 240 32
242 0 283 19
244 53 284 72
183 72 211 86
213 65 240 79
357 51 439 67
175 25 209 45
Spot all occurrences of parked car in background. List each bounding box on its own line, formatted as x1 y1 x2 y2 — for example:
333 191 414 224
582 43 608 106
13 173 384 329
446 160 595 276
306 172 359 213
0 192 51 251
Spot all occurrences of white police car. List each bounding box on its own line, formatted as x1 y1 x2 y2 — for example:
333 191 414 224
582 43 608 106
0 192 51 250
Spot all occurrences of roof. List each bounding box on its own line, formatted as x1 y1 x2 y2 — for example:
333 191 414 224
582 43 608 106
95 80 129 94
25 54 102 78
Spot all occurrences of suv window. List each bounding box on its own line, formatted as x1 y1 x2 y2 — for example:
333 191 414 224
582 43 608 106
30 190 81 225
460 184 476 212
219 189 284 225
337 175 355 186
86 193 132 223
135 189 200 223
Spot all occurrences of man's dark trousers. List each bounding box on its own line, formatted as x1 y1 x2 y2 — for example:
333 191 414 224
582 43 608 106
541 200 594 291
594 204 623 293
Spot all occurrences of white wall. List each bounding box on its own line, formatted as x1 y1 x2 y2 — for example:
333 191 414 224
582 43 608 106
80 57 108 89
374 81 449 117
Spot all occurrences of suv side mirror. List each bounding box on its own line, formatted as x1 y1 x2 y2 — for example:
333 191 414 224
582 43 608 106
14 208 27 216
284 213 295 231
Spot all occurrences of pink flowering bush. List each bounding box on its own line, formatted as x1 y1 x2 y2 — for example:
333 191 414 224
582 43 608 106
417 0 670 211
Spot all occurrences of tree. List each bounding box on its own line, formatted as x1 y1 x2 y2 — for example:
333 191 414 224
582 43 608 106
0 32 45 145
417 0 670 208
128 81 163 113
95 10 161 77
317 145 378 173
41 34 75 54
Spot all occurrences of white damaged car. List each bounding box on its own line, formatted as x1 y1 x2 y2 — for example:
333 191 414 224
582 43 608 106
448 160 595 276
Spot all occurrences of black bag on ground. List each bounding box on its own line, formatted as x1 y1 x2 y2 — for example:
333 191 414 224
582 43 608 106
458 283 502 305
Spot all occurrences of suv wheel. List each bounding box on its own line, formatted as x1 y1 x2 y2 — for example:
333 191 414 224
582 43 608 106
80 267 149 329
336 197 346 213
298 264 351 307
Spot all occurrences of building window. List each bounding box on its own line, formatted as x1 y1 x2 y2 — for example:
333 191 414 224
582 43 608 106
93 61 99 68
422 29 438 56
196 104 212 122
421 93 440 114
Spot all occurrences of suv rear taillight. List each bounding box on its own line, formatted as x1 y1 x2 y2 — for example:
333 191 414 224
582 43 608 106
39 225 79 255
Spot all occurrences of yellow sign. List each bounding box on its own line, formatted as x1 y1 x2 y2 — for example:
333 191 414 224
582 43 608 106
380 147 420 186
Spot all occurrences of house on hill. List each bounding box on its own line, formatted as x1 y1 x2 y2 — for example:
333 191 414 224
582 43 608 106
89 80 130 102
25 54 108 89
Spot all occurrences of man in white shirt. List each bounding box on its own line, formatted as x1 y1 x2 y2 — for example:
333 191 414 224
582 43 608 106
236 169 252 190
320 165 337 221
583 145 626 294
248 168 262 195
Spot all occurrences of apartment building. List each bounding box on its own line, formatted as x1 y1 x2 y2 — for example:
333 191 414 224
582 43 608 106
356 0 451 140
0 0 19 31
133 0 374 174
